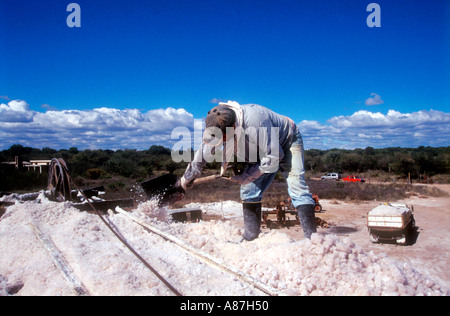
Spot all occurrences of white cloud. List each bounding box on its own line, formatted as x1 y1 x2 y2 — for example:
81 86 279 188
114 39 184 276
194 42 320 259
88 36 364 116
1 99 449 151
365 93 384 106
299 109 450 149
0 100 195 150
328 109 449 129
0 100 34 123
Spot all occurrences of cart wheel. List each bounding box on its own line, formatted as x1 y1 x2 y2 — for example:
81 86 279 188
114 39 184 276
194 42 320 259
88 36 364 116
397 234 407 245
314 204 322 213
369 230 379 243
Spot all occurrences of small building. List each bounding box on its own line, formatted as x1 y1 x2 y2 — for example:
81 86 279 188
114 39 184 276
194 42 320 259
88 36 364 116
25 160 52 174
0 157 51 174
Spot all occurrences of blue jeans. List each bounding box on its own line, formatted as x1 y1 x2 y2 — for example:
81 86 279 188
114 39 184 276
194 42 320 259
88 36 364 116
240 132 314 207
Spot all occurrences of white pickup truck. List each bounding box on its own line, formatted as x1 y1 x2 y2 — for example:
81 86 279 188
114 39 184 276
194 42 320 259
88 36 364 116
367 203 416 245
321 173 341 181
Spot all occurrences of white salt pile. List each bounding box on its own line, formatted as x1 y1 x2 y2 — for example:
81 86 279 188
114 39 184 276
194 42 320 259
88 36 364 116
0 200 257 296
184 201 243 219
163 216 449 296
0 198 448 296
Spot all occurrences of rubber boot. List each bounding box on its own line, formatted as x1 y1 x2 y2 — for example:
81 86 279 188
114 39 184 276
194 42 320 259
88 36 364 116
243 202 262 241
296 204 317 239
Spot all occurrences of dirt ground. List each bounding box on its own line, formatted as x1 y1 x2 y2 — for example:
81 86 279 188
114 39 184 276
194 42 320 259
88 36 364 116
231 184 450 289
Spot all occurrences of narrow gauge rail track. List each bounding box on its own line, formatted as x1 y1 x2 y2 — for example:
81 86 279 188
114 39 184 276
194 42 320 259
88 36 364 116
46 158 282 296
33 204 282 296
113 208 283 296
30 221 90 296
48 158 183 296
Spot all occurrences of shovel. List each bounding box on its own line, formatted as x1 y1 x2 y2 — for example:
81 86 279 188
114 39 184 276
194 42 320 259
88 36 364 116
141 173 227 206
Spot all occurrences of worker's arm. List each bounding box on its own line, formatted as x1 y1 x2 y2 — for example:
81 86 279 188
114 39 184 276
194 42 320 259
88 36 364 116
181 142 217 188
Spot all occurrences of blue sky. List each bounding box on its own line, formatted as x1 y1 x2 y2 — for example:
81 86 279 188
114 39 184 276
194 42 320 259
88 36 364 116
0 0 449 150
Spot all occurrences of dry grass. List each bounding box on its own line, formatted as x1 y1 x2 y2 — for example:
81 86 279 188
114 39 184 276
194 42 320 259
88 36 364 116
173 178 449 208
309 180 447 201
72 173 449 209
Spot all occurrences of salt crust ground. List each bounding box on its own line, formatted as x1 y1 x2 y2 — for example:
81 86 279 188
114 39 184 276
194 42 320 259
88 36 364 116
0 196 448 296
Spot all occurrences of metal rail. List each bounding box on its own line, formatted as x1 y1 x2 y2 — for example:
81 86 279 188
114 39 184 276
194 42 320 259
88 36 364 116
46 158 281 296
30 221 90 296
59 160 183 296
94 209 183 296
115 208 283 296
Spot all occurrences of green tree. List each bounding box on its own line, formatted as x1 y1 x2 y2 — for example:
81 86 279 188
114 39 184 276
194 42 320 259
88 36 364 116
391 152 417 176
147 145 171 155
340 153 363 172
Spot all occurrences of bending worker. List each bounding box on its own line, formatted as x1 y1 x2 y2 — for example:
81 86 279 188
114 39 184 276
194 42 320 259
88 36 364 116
177 101 317 240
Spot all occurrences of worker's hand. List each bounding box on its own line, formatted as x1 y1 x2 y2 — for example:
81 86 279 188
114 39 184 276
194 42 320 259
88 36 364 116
176 176 189 191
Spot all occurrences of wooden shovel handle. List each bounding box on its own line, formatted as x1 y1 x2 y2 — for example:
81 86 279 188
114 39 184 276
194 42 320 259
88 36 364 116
192 174 229 185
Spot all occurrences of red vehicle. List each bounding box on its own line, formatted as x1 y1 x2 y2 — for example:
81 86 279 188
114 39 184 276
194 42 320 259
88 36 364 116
343 175 366 183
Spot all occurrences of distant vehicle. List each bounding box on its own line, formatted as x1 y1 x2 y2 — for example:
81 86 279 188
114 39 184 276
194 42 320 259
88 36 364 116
342 175 366 183
321 173 341 181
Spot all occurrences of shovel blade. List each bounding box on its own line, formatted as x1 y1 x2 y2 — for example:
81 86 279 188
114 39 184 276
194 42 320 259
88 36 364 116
141 174 185 206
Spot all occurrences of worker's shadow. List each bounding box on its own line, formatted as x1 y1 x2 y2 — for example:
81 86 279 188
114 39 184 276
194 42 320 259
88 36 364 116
262 208 329 230
263 220 299 230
